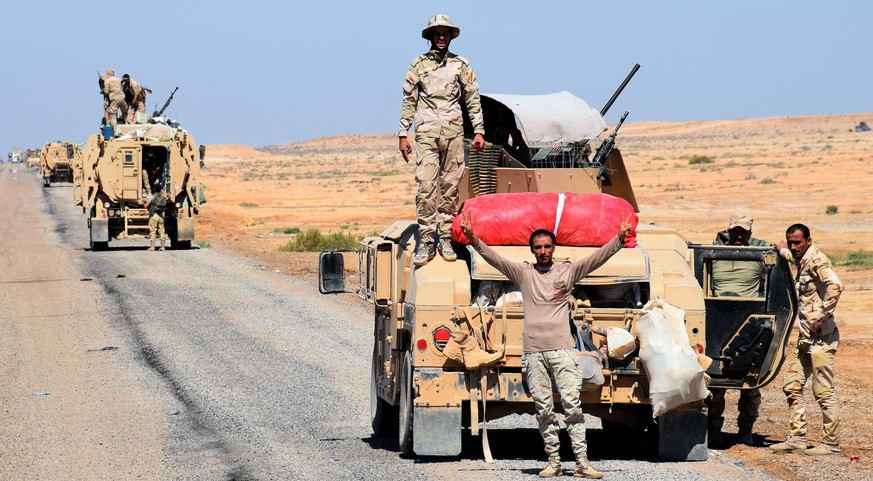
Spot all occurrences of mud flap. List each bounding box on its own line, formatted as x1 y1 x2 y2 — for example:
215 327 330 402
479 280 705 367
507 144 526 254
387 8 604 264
176 218 195 241
658 401 708 461
90 218 109 242
413 406 461 456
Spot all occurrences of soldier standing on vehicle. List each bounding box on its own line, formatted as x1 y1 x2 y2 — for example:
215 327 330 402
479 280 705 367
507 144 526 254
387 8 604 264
706 215 768 446
770 224 843 455
101 68 126 127
122 74 152 123
143 188 170 251
460 212 632 479
398 14 486 266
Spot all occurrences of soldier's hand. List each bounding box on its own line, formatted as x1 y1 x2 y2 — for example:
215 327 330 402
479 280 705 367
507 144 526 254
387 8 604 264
775 240 788 252
471 133 485 152
810 318 823 336
399 137 411 163
618 212 633 244
460 211 478 247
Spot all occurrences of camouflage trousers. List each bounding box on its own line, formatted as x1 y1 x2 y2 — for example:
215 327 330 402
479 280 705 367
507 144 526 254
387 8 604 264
525 349 589 463
104 94 126 127
413 134 465 242
783 329 840 444
707 387 761 430
148 213 167 242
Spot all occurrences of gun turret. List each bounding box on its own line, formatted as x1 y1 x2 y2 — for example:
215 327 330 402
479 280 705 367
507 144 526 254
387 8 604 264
153 87 179 118
591 110 629 174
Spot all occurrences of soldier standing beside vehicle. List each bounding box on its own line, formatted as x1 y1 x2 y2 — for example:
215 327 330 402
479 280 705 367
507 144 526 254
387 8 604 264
101 68 126 127
706 215 768 446
460 212 632 479
143 188 170 251
398 14 486 266
770 224 843 456
122 74 152 123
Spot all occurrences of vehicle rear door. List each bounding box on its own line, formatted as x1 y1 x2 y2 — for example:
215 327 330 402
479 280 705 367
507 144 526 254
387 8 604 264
689 244 797 389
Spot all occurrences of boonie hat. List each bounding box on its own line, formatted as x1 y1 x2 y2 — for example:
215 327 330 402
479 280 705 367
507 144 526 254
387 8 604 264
422 14 460 40
728 215 753 231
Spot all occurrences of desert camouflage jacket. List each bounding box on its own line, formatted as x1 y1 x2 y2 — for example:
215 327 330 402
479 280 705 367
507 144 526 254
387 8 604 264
779 244 843 338
102 75 124 100
398 49 485 139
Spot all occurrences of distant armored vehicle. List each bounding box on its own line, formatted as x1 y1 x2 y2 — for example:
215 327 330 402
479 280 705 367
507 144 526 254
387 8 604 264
73 121 206 250
320 84 797 461
10 148 22 164
855 121 870 132
39 141 79 186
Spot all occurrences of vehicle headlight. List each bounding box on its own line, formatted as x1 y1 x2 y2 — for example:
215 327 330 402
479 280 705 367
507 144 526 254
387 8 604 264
104 202 111 208
175 202 181 208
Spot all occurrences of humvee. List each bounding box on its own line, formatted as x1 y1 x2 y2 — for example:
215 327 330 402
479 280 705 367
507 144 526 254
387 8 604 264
72 122 205 251
39 141 79 186
319 91 797 461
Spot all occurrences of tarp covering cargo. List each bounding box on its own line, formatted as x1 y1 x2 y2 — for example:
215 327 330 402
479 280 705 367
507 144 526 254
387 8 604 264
483 91 607 143
451 192 637 248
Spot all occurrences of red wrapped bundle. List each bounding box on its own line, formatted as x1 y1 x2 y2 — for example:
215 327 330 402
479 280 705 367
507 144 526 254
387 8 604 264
450 192 637 248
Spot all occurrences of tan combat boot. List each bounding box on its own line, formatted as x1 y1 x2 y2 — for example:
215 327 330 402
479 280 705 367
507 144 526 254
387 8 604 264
805 443 840 456
769 435 807 454
573 463 603 479
459 333 502 370
159 240 166 251
442 330 466 365
147 240 155 251
538 458 562 478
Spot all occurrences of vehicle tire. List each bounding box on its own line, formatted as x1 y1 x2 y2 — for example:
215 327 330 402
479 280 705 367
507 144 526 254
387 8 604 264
43 177 50 188
173 240 192 250
371 345 399 437
398 351 415 457
90 239 108 251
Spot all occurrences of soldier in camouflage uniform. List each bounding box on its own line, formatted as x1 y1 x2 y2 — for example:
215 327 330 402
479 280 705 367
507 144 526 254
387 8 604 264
460 213 633 479
101 68 126 127
770 224 843 455
398 14 485 266
144 188 170 251
706 215 767 446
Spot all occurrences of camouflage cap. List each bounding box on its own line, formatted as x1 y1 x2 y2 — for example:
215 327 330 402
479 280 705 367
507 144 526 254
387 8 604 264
421 14 460 40
728 215 753 231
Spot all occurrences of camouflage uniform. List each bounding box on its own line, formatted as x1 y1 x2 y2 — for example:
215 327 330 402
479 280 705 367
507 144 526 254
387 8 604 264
102 74 126 127
126 78 149 123
147 192 169 249
398 49 484 243
778 243 842 446
707 231 768 442
526 350 590 463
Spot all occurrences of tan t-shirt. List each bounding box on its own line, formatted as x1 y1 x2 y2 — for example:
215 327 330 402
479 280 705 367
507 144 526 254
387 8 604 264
473 236 623 352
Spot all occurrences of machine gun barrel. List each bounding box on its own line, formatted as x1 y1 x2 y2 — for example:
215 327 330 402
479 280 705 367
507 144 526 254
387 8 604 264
153 87 179 117
591 110 629 169
600 64 640 117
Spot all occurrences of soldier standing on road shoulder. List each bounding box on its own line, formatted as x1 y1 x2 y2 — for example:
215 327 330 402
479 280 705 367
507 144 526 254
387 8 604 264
144 188 170 251
706 215 768 446
398 14 486 266
770 223 843 455
101 68 126 127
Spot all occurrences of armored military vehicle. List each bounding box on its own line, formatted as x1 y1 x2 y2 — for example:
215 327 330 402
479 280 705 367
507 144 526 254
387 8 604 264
320 84 796 462
39 141 79 186
72 121 205 250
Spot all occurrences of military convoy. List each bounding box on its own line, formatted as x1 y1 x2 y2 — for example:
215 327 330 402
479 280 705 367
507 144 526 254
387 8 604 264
39 141 79 186
320 83 797 461
72 118 206 251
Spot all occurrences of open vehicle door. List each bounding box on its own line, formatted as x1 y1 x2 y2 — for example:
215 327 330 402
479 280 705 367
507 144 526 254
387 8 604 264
689 244 797 390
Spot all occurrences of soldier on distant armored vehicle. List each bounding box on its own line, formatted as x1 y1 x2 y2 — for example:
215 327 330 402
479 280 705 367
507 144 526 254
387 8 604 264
398 14 485 266
100 68 126 127
122 74 152 124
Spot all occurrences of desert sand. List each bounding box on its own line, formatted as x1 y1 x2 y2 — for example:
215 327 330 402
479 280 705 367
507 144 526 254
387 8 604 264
199 113 873 481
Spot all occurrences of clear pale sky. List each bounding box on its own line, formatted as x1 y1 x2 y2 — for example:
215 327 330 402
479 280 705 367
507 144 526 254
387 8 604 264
2 1 871 154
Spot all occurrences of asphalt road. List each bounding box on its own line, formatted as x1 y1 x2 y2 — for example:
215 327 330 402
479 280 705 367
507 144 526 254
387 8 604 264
0 163 781 481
